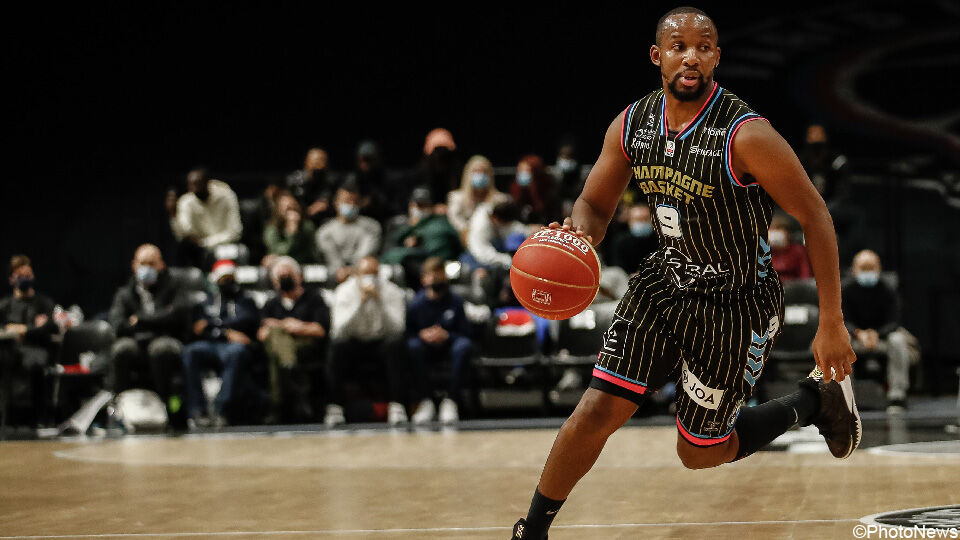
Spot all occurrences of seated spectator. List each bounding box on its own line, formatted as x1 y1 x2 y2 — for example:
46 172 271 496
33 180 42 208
381 186 462 275
842 250 913 411
418 128 462 204
181 260 259 429
342 140 407 221
465 202 528 271
446 155 510 236
406 258 472 424
0 255 58 426
316 182 382 282
257 257 330 423
800 124 848 204
609 204 658 274
326 256 407 425
167 167 243 268
285 147 338 223
768 217 812 282
107 244 189 407
262 193 320 266
553 140 583 204
510 155 560 224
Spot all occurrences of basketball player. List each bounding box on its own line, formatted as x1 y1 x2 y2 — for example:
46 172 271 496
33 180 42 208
511 7 860 539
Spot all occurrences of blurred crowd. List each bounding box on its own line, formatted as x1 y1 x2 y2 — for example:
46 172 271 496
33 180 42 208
1 123 915 431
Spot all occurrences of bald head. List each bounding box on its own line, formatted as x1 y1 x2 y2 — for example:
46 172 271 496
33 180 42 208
852 250 881 274
655 7 717 46
132 244 164 272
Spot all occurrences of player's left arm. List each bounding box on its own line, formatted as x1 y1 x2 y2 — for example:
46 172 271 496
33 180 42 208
731 120 856 382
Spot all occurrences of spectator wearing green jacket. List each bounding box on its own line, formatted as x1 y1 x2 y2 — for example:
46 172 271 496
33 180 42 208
262 193 320 266
381 186 462 270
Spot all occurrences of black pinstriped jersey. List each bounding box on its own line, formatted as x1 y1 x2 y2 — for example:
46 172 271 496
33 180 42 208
620 82 779 295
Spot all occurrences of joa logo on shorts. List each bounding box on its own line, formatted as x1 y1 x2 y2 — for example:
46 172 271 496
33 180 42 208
681 360 723 410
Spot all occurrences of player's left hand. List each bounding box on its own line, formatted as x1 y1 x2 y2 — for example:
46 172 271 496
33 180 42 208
812 321 856 382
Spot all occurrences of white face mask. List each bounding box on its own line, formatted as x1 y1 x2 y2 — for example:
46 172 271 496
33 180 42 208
359 274 377 288
410 206 428 221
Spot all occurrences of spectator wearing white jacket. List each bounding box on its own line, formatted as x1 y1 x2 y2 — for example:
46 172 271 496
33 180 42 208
466 201 528 270
324 257 409 426
167 168 243 267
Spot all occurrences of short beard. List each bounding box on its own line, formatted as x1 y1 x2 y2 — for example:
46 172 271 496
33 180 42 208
665 72 710 102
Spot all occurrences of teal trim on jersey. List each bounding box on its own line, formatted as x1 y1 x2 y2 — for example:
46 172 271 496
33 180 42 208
725 112 762 187
677 85 723 141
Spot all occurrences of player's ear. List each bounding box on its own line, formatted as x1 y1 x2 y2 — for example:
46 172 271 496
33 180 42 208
715 46 721 67
650 45 660 67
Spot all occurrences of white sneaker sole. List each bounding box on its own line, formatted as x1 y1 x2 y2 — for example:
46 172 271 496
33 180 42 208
836 374 862 459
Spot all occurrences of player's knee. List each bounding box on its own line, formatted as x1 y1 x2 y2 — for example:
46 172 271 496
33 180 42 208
676 438 731 470
565 389 636 436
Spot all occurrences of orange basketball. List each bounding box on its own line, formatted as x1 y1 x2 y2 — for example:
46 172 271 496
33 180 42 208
510 228 601 320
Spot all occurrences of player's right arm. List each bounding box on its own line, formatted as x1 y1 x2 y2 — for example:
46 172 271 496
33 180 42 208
554 110 633 246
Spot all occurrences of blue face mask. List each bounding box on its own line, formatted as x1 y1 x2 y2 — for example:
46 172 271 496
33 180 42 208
855 271 879 288
516 171 533 187
338 203 359 219
136 266 158 286
630 222 653 237
470 172 491 189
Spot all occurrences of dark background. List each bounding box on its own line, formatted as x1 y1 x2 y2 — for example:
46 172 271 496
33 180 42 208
4 1 959 387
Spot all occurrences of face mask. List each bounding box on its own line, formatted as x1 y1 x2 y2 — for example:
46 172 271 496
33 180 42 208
338 203 359 219
516 171 533 187
470 172 491 189
426 282 449 296
629 222 653 237
359 274 377 288
14 276 34 293
278 276 296 292
855 271 879 288
557 158 577 173
410 206 429 221
136 266 158 286
768 230 788 248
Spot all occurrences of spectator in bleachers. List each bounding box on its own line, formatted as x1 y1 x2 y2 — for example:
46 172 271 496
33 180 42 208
768 217 812 282
315 181 382 282
510 155 560 225
257 256 330 423
800 124 848 204
0 255 58 426
106 244 188 406
262 192 320 266
447 155 511 236
418 128 462 205
326 256 407 425
553 140 583 205
342 140 406 221
609 204 657 274
381 186 462 273
181 260 259 429
466 202 528 271
842 249 913 411
168 168 243 268
286 147 338 223
406 258 472 424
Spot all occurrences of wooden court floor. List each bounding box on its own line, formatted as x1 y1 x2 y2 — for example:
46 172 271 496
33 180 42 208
1 426 958 539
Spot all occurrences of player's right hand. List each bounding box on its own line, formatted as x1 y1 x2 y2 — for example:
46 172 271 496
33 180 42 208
544 217 594 245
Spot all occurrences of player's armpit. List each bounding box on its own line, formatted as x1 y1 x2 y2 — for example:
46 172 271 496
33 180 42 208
729 120 825 225
572 110 634 245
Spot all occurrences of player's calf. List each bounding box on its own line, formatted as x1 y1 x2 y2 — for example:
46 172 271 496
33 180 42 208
675 434 738 469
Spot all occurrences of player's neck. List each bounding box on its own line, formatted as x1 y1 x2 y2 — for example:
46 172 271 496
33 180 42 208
662 81 715 134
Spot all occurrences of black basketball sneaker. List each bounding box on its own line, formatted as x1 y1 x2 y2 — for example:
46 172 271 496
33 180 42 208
799 366 862 458
511 518 547 539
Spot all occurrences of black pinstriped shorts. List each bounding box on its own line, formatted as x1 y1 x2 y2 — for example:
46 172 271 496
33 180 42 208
590 258 784 446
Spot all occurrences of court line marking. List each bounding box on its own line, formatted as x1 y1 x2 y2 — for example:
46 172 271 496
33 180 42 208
866 440 960 457
0 518 861 538
859 503 960 528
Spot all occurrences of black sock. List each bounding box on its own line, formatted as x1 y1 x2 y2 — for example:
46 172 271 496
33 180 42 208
775 384 821 426
523 488 565 538
732 398 798 461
